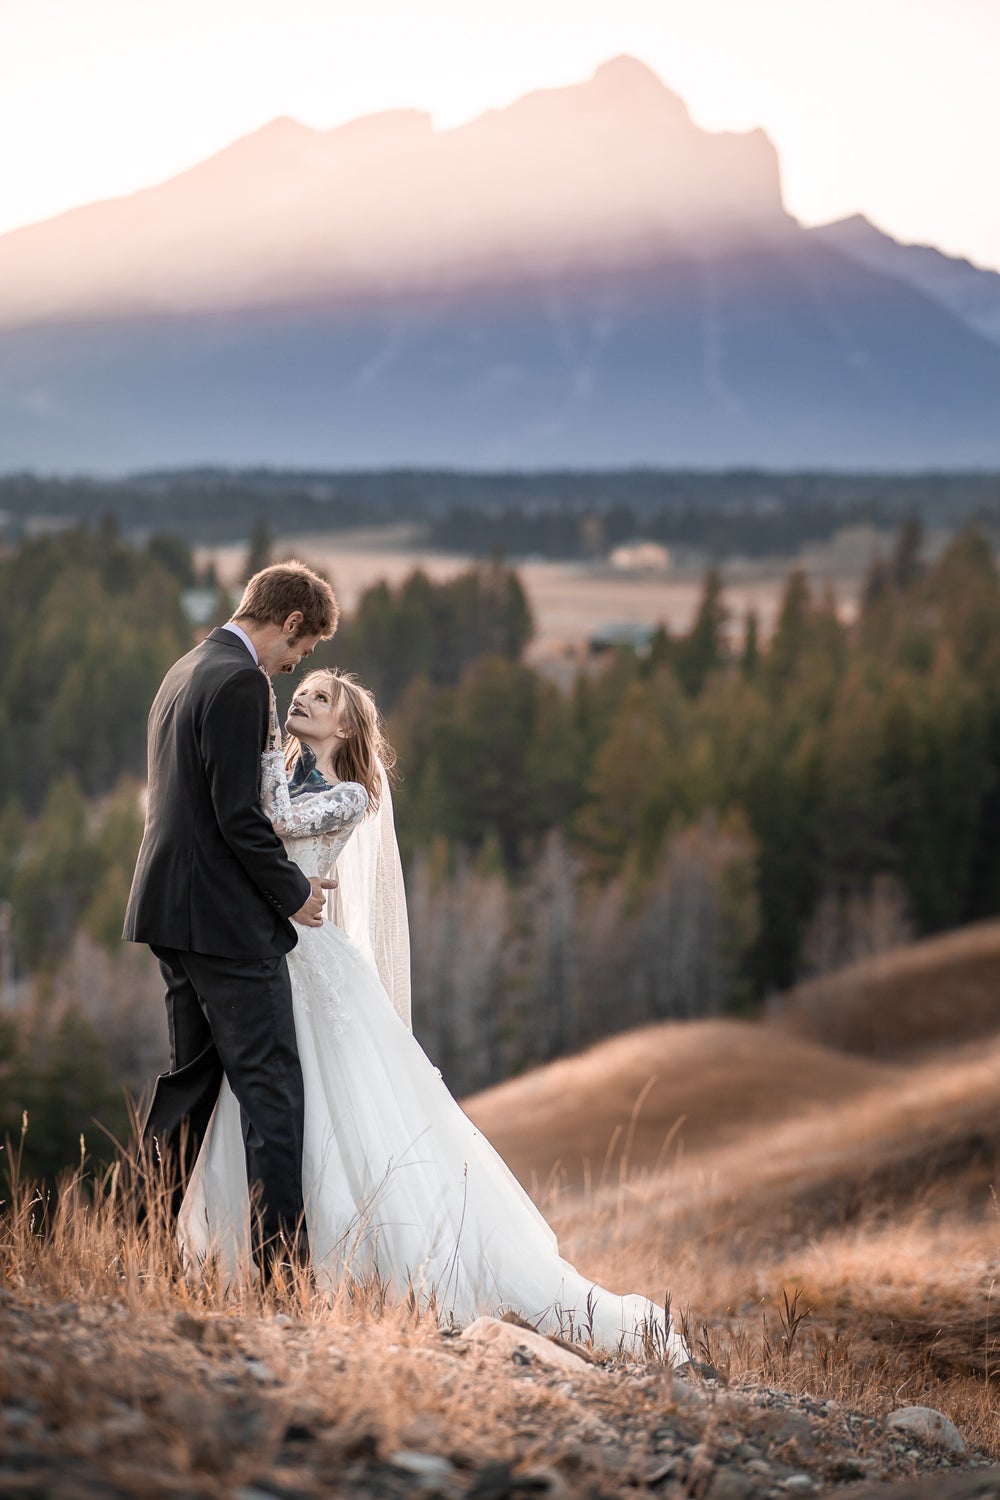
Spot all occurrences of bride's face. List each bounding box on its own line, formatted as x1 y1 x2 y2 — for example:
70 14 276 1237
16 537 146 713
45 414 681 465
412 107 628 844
286 679 346 752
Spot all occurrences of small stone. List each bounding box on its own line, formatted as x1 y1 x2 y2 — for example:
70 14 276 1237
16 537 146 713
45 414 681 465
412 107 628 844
773 1412 815 1450
2 1408 37 1432
678 1357 723 1382
734 1443 763 1461
686 1442 713 1472
459 1317 595 1375
173 1312 206 1343
782 1478 815 1494
466 1462 513 1498
390 1450 456 1482
224 1404 268 1448
706 1470 758 1500
101 1410 151 1443
646 1458 677 1483
886 1406 966 1455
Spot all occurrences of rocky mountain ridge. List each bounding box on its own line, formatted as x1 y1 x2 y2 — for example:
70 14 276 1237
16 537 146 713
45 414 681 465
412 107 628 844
2 57 998 470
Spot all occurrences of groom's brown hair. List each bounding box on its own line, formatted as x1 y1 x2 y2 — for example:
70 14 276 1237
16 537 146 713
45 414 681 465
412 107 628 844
233 560 339 639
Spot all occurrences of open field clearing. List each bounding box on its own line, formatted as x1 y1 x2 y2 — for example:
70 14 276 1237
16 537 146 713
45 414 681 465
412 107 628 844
200 524 888 662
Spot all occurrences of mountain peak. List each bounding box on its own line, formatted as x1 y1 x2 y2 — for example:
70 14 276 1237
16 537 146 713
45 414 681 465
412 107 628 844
591 55 689 111
253 115 315 139
0 56 788 333
326 107 434 144
593 54 670 90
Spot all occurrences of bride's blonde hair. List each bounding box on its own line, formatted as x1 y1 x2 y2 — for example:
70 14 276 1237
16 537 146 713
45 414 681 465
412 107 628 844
283 669 395 812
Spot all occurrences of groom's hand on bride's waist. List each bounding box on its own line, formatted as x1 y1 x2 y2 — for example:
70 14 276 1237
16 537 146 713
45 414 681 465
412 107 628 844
291 876 338 927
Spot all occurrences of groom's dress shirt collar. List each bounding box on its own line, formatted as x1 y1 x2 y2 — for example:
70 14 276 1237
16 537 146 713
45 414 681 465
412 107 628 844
221 621 259 665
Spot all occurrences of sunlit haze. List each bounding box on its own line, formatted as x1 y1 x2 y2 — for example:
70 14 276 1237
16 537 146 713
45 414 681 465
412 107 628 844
2 0 998 270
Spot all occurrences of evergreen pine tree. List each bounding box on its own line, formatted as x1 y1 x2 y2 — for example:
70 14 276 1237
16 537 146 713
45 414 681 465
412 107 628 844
243 517 273 580
674 567 727 698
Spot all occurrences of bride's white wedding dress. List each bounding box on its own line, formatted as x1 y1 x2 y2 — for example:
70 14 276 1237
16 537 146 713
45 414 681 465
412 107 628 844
178 746 687 1360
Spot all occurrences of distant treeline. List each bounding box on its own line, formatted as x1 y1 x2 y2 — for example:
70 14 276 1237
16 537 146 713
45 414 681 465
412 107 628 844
8 516 1000 1177
426 499 880 559
3 468 1000 558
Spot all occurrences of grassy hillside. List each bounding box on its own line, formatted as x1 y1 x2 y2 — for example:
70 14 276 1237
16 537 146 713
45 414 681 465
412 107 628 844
767 917 1000 1057
464 1019 895 1190
462 1000 1000 1463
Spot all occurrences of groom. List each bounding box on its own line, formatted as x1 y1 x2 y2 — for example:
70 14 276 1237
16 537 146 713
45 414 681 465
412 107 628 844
124 559 339 1279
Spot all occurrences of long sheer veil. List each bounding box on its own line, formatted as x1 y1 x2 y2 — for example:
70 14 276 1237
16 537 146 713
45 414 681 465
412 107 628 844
327 761 412 1031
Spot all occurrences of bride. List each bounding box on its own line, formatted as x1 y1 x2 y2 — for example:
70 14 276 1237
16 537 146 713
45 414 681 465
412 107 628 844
178 668 687 1360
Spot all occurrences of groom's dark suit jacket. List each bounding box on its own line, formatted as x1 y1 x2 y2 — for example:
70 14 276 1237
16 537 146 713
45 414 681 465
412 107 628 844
123 628 312 958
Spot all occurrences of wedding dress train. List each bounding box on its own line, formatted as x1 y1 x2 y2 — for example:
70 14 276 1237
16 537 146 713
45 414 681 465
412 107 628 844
178 754 687 1360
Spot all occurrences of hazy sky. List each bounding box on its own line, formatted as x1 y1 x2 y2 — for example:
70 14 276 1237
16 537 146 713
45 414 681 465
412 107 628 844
3 0 998 270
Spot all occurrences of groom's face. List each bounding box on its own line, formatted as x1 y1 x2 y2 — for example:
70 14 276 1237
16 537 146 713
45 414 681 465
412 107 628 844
276 632 321 674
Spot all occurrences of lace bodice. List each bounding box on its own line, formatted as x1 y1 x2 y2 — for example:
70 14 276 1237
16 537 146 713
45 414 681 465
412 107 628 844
260 748 368 879
257 683 410 1033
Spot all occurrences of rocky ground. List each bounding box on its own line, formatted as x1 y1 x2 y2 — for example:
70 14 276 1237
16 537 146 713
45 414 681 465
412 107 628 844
1 1289 997 1499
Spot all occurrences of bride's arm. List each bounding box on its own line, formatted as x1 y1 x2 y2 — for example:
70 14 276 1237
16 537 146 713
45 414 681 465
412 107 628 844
260 749 368 836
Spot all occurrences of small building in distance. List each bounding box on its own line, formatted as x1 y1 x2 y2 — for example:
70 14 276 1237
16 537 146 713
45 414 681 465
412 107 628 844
609 539 671 572
588 621 661 658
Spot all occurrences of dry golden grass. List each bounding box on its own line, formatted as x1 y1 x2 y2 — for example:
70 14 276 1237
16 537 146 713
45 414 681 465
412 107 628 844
0 1140 625 1492
5 1007 1000 1487
0 1134 716 1498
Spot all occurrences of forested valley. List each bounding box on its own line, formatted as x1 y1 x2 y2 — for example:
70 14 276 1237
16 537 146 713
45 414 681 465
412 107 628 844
5 466 1000 558
3 512 1000 1180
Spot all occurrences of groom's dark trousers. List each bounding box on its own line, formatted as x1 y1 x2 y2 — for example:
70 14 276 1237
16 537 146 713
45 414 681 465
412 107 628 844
143 946 304 1259
124 628 313 1278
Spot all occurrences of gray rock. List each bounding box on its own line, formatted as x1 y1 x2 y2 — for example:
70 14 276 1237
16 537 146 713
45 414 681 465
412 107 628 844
706 1470 759 1500
671 1379 709 1408
172 1312 206 1343
2 1407 37 1432
466 1462 513 1499
773 1412 815 1450
389 1450 456 1481
679 1358 723 1382
782 1478 816 1494
886 1406 966 1455
101 1410 152 1443
459 1317 595 1374
746 1458 778 1478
